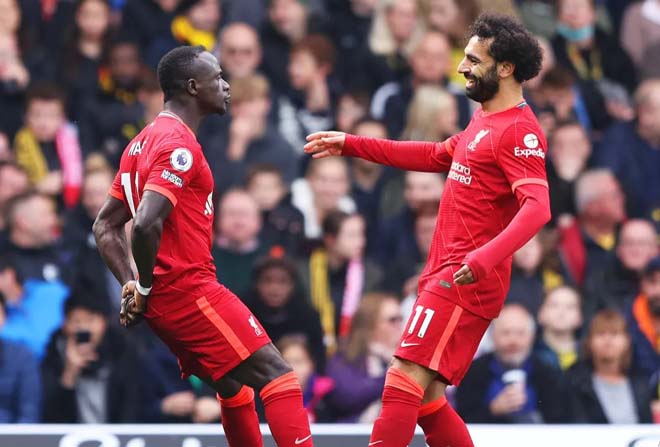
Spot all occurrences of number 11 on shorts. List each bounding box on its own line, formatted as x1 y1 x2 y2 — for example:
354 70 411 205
408 305 435 338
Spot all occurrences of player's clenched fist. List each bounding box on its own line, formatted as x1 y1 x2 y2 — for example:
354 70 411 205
120 280 148 327
304 131 346 158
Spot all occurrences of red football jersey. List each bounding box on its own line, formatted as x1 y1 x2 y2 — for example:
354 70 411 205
344 101 548 319
110 111 217 296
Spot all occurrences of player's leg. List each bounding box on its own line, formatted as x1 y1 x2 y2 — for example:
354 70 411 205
201 375 263 447
418 380 474 447
226 343 314 447
367 357 435 447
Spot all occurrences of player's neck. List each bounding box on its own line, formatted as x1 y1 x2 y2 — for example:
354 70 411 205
481 85 524 114
163 101 202 134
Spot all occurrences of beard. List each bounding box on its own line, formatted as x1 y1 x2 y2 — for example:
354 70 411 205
465 64 500 103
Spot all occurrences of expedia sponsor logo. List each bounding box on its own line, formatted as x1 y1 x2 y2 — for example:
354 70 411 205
448 161 472 185
514 147 545 159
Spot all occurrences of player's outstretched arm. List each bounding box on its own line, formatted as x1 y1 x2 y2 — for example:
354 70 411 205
305 131 455 173
131 190 173 289
93 196 135 286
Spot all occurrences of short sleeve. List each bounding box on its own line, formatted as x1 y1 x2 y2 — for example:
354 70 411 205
109 170 123 200
144 146 199 207
496 122 548 193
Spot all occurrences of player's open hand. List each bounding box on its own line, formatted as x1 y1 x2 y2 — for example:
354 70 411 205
453 265 475 285
120 280 148 327
304 131 346 158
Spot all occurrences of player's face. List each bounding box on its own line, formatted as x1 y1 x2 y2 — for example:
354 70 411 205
195 51 231 115
458 36 500 103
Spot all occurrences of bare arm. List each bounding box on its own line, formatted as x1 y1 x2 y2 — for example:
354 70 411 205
131 190 173 288
93 196 134 286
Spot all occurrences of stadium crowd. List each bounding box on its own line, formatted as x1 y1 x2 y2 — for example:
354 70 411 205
0 0 658 426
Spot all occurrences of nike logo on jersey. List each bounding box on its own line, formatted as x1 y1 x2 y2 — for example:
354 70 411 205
294 434 312 445
400 341 420 348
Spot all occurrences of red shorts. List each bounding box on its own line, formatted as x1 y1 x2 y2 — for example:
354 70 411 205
395 290 490 386
144 282 271 381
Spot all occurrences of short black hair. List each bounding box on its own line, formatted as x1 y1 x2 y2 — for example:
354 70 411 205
64 287 111 317
157 45 206 102
468 13 542 83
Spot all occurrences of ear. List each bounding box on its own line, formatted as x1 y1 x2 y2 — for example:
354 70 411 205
186 78 198 96
498 61 515 79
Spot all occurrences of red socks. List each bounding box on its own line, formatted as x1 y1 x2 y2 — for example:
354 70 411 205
368 369 424 447
218 386 263 447
418 396 474 447
259 371 313 447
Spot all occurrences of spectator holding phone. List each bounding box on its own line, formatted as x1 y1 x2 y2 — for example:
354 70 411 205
41 290 140 422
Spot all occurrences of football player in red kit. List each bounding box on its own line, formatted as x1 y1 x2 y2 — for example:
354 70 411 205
93 46 314 447
305 13 550 447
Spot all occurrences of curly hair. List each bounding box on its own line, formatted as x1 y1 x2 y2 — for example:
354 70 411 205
468 13 542 83
157 45 206 101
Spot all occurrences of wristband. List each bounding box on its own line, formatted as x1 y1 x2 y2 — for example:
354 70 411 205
135 281 152 296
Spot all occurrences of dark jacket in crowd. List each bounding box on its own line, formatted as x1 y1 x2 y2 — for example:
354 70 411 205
583 257 639 321
41 327 141 423
259 194 306 258
626 295 660 378
0 339 41 422
456 352 570 424
565 361 653 423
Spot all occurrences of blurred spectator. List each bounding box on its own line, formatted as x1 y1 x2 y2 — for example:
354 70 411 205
14 82 83 209
325 292 402 422
595 79 660 224
349 118 404 258
0 255 67 360
4 191 72 283
277 335 334 422
291 156 356 240
584 219 659 319
531 66 609 135
217 22 262 81
0 0 37 138
326 0 381 93
370 31 469 139
212 189 267 299
57 0 112 117
567 309 653 423
136 69 165 124
41 290 140 422
141 336 220 423
552 0 636 122
260 0 326 94
401 84 459 141
246 164 305 256
525 35 556 92
170 0 221 50
626 256 660 377
299 211 382 352
536 286 582 371
384 200 436 299
546 121 592 221
245 256 325 371
418 0 479 86
0 293 41 422
620 0 660 75
0 132 11 161
335 90 370 133
507 234 551 317
225 74 298 192
378 171 444 271
79 38 145 167
558 169 625 287
63 161 122 316
456 304 568 423
367 0 425 84
0 161 28 238
121 0 179 68
278 34 336 152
